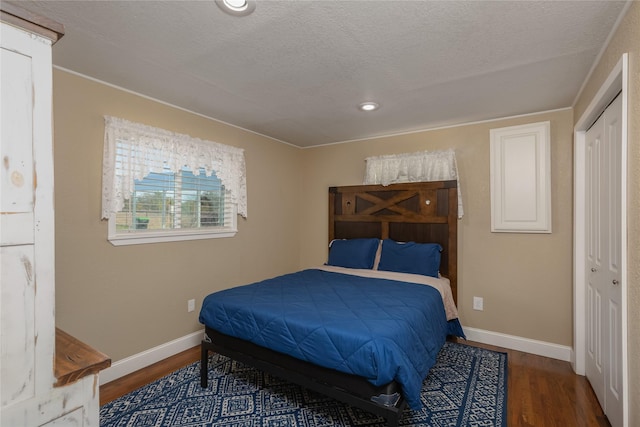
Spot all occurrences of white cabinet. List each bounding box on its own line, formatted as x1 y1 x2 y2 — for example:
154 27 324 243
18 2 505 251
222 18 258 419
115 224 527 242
490 121 552 233
1 4 109 426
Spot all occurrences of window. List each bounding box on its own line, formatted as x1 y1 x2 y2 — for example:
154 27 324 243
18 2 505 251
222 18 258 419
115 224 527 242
363 149 464 218
102 116 247 245
116 165 232 231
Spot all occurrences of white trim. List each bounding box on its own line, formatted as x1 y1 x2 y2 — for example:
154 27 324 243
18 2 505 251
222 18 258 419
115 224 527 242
462 326 572 362
573 53 628 427
620 55 629 427
53 66 297 148
99 326 573 387
54 66 573 150
305 107 573 148
573 132 586 375
108 228 237 246
99 330 204 385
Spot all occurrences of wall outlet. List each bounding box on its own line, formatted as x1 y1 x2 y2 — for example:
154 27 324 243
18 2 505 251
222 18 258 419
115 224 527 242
473 296 484 311
187 299 195 312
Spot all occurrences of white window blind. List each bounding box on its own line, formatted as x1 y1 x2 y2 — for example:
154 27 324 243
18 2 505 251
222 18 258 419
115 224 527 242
102 116 247 245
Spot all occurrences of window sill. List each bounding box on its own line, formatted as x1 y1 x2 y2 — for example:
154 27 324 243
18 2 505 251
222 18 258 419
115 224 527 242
108 229 237 246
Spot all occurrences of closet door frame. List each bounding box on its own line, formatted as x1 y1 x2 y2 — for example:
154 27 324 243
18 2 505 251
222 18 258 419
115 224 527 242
573 53 628 426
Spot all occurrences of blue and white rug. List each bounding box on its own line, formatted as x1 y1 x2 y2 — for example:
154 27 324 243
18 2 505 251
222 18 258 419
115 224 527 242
100 342 507 426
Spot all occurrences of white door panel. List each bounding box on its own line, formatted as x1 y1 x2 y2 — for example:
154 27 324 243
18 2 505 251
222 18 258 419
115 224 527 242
585 113 605 406
584 93 623 427
604 94 623 427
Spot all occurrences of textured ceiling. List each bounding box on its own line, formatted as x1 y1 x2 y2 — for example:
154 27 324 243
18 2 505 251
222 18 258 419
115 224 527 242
19 0 629 147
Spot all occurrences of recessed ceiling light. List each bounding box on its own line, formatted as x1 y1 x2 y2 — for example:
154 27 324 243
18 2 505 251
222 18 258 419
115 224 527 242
358 102 380 112
216 0 256 16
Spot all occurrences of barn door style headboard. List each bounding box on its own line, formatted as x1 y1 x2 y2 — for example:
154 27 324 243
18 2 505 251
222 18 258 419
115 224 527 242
329 180 458 303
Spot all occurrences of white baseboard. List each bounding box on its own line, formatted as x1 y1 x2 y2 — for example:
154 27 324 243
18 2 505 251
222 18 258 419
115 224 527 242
462 326 572 362
99 326 572 385
100 329 204 385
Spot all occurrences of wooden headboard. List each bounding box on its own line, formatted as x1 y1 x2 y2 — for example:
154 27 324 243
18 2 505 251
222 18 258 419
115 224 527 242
329 181 458 303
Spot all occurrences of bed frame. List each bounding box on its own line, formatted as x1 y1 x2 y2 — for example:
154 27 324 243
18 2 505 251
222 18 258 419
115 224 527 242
201 181 458 427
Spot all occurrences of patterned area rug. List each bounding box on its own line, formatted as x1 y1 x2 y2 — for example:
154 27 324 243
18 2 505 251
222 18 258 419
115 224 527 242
100 342 507 426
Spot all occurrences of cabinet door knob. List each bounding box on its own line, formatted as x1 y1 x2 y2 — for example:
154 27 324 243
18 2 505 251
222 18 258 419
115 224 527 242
591 267 597 272
612 279 619 286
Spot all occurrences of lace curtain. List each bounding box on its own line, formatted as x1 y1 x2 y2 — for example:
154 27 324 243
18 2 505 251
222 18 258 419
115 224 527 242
102 116 247 219
363 149 464 218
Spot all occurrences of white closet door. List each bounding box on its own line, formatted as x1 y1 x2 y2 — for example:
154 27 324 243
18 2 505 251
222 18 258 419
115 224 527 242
585 107 606 408
603 94 623 427
585 93 623 427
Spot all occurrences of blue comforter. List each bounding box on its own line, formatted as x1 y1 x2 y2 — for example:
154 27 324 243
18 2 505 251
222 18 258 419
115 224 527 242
199 269 459 409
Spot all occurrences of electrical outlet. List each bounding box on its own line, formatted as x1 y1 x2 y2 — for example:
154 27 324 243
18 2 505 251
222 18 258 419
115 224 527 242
187 299 195 312
473 296 484 311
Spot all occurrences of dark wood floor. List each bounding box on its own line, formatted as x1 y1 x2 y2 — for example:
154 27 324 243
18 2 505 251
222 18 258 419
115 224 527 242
100 340 611 427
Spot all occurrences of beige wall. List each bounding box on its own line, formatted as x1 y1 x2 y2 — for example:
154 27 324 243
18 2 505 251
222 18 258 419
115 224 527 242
53 70 302 361
573 2 640 424
299 109 574 346
54 69 576 362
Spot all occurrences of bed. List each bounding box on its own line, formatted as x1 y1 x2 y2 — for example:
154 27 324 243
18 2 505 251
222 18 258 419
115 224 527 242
199 180 461 426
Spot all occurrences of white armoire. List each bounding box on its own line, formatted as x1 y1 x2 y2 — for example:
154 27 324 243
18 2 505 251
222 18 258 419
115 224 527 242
1 4 110 426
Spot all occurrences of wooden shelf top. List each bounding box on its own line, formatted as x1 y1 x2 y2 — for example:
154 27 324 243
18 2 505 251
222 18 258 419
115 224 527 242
55 328 111 387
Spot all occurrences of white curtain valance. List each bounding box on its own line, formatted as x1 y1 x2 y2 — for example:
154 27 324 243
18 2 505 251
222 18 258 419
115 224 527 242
101 116 247 219
363 149 463 218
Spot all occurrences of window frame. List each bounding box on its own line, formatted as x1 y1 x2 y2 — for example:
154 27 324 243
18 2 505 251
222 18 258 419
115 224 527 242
107 207 238 246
